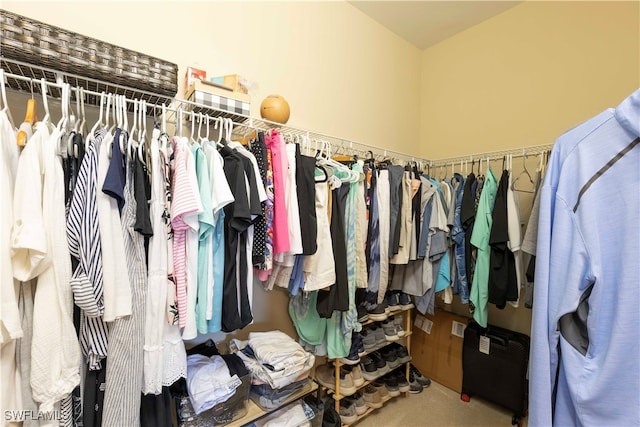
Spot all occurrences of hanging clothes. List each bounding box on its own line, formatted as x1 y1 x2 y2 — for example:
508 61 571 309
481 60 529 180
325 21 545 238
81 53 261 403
529 89 640 427
468 167 497 328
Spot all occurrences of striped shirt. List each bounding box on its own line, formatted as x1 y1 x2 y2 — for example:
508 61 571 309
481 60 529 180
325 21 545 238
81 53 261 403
66 127 109 370
170 137 203 328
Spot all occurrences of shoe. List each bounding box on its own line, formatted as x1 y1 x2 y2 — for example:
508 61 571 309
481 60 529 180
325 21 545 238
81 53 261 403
340 340 361 365
381 318 399 341
339 399 358 424
360 328 376 351
362 384 383 409
372 380 391 402
353 333 366 356
350 365 365 387
393 370 410 393
386 291 401 311
398 292 412 307
348 392 367 415
357 304 369 323
315 364 357 396
409 374 423 394
369 323 386 346
367 302 388 321
394 345 411 364
360 356 378 381
380 347 400 370
410 364 432 388
393 315 405 337
382 375 400 397
368 352 389 376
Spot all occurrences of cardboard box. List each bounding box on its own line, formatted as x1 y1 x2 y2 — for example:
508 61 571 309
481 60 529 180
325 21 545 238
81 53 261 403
412 309 469 393
184 66 206 95
185 80 251 116
211 74 249 95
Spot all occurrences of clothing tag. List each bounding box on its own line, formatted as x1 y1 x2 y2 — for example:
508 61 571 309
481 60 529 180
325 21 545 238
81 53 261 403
226 374 242 391
451 321 466 338
479 336 490 355
414 315 425 330
422 318 433 334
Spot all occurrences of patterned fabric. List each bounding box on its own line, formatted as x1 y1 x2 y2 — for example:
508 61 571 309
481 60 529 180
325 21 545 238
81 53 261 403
257 144 275 281
66 127 109 370
170 137 202 328
102 158 147 426
248 135 268 266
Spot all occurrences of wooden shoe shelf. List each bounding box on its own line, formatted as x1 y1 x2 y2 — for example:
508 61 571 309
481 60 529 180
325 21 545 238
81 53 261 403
321 304 414 426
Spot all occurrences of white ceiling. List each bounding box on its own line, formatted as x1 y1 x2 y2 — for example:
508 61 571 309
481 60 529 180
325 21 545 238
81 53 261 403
348 1 522 50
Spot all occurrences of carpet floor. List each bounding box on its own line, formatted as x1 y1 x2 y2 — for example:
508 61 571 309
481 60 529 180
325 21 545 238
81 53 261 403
353 381 528 427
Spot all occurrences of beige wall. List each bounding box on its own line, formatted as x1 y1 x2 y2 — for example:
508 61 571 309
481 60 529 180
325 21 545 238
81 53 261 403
2 1 422 154
420 1 640 160
1 1 423 343
419 1 640 335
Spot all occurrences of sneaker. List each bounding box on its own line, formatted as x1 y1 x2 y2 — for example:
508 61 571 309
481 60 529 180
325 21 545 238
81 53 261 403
350 365 365 387
381 318 399 341
362 384 383 409
315 364 357 396
383 375 400 397
393 370 410 393
360 328 376 351
398 292 412 307
386 291 401 311
360 356 378 381
380 347 400 369
394 345 411 364
339 399 358 424
367 302 388 321
393 316 406 337
410 364 432 388
368 352 389 376
369 323 386 346
353 333 366 356
408 373 423 394
357 304 369 323
348 392 367 415
372 380 391 402
340 340 361 365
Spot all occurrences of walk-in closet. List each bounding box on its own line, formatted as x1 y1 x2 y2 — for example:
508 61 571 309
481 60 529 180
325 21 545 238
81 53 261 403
1 2 638 427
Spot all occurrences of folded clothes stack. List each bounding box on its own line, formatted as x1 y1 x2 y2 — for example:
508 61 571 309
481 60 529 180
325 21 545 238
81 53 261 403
186 353 250 415
230 331 316 390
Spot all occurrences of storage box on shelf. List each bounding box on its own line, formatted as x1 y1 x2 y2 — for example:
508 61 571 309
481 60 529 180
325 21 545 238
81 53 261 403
317 304 414 426
185 79 251 117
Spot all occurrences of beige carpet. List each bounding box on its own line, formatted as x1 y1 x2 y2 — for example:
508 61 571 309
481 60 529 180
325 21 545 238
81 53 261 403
354 381 527 427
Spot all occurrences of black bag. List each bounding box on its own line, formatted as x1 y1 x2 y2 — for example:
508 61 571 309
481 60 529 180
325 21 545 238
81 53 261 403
461 320 530 425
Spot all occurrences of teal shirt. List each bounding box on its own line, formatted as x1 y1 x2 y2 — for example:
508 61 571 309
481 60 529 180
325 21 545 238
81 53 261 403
192 144 215 334
469 167 497 328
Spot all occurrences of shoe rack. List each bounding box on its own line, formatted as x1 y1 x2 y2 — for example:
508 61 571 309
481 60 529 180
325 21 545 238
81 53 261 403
329 304 414 426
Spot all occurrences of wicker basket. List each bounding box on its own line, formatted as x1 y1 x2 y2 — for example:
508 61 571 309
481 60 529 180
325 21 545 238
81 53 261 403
0 9 178 97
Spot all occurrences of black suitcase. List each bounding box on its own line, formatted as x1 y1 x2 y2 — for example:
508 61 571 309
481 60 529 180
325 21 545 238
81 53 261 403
461 320 530 426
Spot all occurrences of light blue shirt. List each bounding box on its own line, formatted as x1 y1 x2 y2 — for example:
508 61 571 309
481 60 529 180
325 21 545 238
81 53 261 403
529 89 640 427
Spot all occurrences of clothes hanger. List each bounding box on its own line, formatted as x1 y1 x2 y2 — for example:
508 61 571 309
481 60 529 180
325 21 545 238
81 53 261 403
127 99 138 161
0 69 16 127
16 79 39 147
138 100 147 165
512 150 535 193
89 91 106 139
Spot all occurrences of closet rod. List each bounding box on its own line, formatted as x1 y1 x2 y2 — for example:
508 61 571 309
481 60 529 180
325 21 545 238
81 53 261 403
428 143 553 168
2 60 429 165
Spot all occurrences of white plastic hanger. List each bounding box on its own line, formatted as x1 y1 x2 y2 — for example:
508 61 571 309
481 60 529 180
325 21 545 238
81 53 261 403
215 117 224 146
138 100 147 165
128 99 138 160
0 69 15 126
89 91 106 138
40 78 51 125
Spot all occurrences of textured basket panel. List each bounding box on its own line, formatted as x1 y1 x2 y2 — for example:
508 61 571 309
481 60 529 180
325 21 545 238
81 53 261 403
0 9 178 97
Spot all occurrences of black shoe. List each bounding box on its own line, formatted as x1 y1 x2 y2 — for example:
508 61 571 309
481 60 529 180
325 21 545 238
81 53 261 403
398 292 412 306
394 345 411 364
360 356 378 381
340 341 361 365
410 364 431 388
383 375 400 397
380 347 400 369
368 352 389 375
386 291 401 310
367 301 389 321
357 304 369 323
